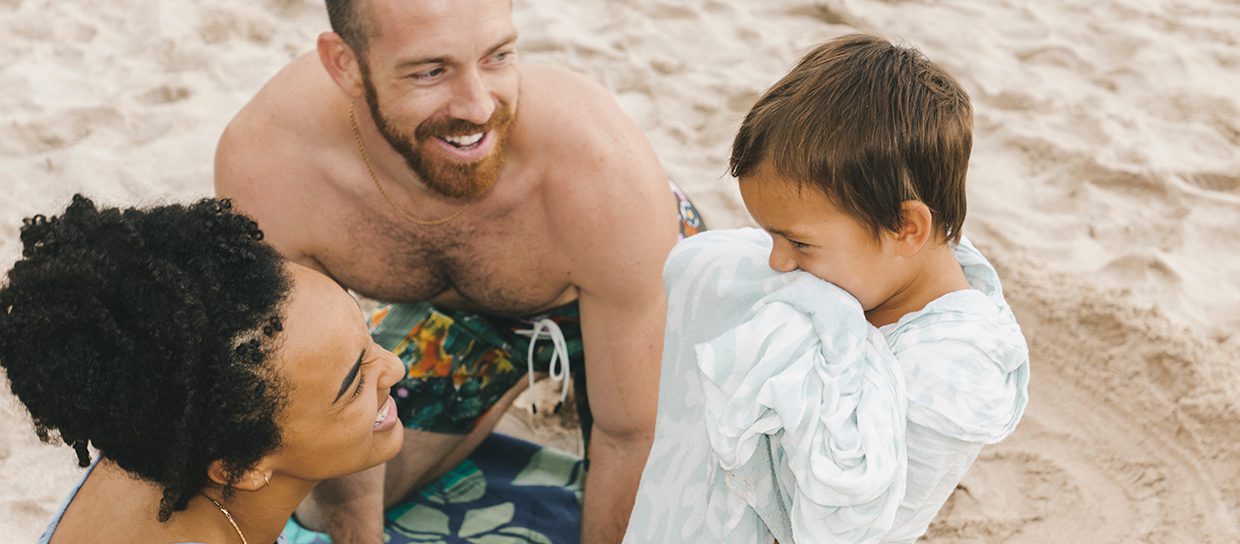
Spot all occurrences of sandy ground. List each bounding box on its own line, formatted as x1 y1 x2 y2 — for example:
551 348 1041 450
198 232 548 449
3 0 1239 542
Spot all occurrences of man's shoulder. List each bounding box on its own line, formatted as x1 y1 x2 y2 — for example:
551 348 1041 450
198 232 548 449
516 66 678 284
219 52 338 151
519 64 615 113
519 65 662 182
214 53 343 263
515 64 636 154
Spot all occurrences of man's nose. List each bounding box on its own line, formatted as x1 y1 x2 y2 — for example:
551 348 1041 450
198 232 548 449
448 70 496 126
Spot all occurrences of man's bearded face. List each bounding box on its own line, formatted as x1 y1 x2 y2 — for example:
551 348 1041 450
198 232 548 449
362 72 516 201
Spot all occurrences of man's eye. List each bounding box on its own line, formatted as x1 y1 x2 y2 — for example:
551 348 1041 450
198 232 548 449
414 67 445 80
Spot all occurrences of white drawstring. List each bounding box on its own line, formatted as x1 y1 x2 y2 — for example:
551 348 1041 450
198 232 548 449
516 317 572 413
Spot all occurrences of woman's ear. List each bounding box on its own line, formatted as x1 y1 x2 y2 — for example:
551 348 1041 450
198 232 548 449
893 200 934 258
207 460 273 492
317 31 366 98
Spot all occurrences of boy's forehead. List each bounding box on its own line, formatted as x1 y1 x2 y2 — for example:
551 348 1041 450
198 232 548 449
742 176 811 222
741 170 827 204
741 172 848 229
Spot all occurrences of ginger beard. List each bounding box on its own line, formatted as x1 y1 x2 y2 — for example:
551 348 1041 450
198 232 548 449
362 72 515 201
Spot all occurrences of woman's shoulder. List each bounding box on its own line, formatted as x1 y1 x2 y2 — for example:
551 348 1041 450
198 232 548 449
38 458 100 544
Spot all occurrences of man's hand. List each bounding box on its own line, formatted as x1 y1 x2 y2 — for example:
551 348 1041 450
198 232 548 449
295 380 531 543
296 465 387 544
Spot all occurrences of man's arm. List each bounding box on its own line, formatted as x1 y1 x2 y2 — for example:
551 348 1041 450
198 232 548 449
538 65 680 542
574 220 675 542
576 284 670 541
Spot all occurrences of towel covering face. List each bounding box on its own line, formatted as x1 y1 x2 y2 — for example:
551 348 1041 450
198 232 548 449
625 229 1028 544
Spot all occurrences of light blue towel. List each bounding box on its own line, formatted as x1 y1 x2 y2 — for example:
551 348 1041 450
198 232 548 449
626 229 1029 544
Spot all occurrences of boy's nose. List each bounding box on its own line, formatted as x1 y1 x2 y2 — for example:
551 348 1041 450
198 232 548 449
768 245 798 273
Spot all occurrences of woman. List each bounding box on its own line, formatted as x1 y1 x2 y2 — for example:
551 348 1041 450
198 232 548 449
0 195 406 543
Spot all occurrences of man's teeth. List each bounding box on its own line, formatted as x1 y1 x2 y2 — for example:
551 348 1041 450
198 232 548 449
442 133 484 147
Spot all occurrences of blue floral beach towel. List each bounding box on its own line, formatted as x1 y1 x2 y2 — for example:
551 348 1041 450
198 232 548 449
283 433 584 544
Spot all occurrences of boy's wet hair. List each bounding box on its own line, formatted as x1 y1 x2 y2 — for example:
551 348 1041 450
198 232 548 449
730 34 971 244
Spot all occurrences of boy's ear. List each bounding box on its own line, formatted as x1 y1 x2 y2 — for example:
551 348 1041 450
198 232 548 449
893 200 934 258
317 31 366 98
206 460 274 492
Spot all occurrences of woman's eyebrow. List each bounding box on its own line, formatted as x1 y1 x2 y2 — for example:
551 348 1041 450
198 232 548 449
333 349 366 404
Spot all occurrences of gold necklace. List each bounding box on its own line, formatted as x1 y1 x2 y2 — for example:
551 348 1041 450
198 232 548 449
203 494 248 544
348 102 474 226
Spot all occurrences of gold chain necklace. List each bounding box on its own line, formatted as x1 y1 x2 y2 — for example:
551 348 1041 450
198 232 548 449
348 102 474 226
202 494 248 544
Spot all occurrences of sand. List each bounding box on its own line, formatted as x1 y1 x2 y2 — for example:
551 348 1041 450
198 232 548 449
2 0 1238 542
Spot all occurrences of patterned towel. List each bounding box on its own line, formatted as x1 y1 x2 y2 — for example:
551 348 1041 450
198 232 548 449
626 228 1029 544
627 229 907 544
283 433 584 544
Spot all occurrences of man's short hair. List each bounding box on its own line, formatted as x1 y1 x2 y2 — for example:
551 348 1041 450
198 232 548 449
729 34 972 244
326 0 373 54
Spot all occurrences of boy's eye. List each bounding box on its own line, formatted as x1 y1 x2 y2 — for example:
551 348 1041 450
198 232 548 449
788 239 810 250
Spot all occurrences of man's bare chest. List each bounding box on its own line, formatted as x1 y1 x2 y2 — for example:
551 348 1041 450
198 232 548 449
315 209 576 316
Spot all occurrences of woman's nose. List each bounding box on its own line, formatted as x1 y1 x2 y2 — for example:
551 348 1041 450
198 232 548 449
377 349 405 389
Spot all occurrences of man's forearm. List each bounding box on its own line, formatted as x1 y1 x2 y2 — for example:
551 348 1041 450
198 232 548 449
580 429 653 543
297 463 386 544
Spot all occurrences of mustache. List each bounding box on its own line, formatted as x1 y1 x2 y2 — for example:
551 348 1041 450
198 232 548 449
415 102 513 141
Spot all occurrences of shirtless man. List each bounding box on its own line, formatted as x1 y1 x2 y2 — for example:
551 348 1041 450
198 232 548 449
214 0 704 542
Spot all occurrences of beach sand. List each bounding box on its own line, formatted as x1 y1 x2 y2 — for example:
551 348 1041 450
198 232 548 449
2 0 1238 541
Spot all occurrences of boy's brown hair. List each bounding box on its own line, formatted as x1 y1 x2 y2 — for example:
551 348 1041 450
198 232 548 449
730 34 972 244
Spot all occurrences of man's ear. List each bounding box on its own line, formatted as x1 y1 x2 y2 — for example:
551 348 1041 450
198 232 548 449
893 200 934 258
207 460 273 492
317 32 366 98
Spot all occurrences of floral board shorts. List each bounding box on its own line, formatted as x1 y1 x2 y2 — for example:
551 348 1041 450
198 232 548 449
369 181 705 442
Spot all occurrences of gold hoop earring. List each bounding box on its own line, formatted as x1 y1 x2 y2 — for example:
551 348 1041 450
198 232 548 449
262 473 271 488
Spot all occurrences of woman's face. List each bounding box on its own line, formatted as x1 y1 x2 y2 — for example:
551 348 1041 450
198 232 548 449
261 264 405 483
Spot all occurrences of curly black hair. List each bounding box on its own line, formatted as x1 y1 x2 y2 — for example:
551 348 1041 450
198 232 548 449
0 195 291 521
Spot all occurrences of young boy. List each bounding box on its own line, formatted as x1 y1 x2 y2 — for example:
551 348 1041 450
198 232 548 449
626 35 1029 543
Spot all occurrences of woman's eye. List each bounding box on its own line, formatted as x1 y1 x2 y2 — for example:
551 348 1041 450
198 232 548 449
351 369 366 399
